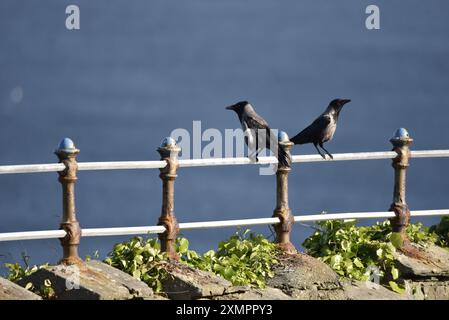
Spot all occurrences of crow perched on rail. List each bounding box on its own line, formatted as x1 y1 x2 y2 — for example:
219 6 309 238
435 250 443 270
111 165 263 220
290 99 351 159
226 101 291 168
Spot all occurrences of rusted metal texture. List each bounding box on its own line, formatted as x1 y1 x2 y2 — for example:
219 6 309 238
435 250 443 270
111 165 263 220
55 138 83 265
157 138 181 261
273 134 297 254
389 128 413 244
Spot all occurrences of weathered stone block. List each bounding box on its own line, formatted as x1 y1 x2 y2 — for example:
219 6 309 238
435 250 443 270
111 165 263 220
267 252 347 300
341 280 406 300
161 262 240 300
18 260 164 300
404 280 449 300
390 243 449 300
212 286 293 300
0 277 41 300
394 243 449 278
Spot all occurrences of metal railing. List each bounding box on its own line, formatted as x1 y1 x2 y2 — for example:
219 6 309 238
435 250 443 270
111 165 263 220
2 150 449 175
0 128 448 262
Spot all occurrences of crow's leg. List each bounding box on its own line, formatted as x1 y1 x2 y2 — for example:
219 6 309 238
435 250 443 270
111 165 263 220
248 147 265 163
250 148 262 162
248 147 260 163
319 143 333 160
255 135 260 162
246 133 258 162
314 143 326 159
248 149 258 163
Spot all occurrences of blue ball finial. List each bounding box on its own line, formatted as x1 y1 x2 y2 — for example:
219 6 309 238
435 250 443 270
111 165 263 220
58 137 76 152
393 128 410 140
160 137 176 148
55 137 79 157
278 131 289 143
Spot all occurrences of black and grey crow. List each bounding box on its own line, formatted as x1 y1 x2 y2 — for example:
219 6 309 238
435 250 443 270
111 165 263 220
290 99 351 159
226 101 291 168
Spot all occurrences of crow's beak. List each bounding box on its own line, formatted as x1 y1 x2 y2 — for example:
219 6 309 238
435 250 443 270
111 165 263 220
225 105 234 110
341 99 351 105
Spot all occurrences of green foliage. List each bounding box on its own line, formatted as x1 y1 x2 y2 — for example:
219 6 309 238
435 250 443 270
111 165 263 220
5 253 48 283
302 219 437 293
185 229 279 288
5 262 45 283
429 216 449 247
406 222 438 244
105 230 279 292
85 250 100 262
37 279 56 299
104 237 168 292
4 253 54 299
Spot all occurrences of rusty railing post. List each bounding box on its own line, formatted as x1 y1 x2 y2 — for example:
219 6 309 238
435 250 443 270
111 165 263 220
157 137 181 261
55 138 82 265
389 128 413 247
272 131 296 254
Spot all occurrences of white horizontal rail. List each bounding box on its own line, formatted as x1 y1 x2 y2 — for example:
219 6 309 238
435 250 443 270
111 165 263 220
0 230 67 241
1 150 448 175
82 226 166 237
179 217 279 229
0 163 66 174
292 151 395 163
77 161 167 171
1 209 448 242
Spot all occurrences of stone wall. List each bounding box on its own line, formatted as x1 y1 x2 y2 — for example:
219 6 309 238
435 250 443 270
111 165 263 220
2 243 449 300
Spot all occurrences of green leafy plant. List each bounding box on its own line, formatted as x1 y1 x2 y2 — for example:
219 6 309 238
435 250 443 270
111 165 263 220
85 250 100 262
5 253 54 299
5 253 48 283
429 216 449 247
186 229 279 288
104 237 169 292
38 279 56 299
406 222 438 244
302 219 437 294
105 229 279 292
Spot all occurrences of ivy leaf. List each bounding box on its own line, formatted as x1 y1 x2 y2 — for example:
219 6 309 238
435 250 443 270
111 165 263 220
353 258 364 268
341 240 351 252
330 254 342 268
376 248 383 258
178 238 189 254
389 281 405 294
391 266 399 280
224 267 235 278
132 270 141 279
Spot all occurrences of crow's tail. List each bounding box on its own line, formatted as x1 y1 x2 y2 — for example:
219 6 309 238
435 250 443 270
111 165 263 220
290 131 308 145
277 143 292 168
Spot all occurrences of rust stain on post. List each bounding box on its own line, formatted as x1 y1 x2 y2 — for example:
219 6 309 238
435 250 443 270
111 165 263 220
389 128 413 248
273 136 296 254
55 138 83 265
157 138 181 261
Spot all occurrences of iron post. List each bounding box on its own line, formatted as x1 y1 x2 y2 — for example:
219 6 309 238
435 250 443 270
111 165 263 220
55 138 82 265
157 137 181 261
272 131 296 254
389 128 413 243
